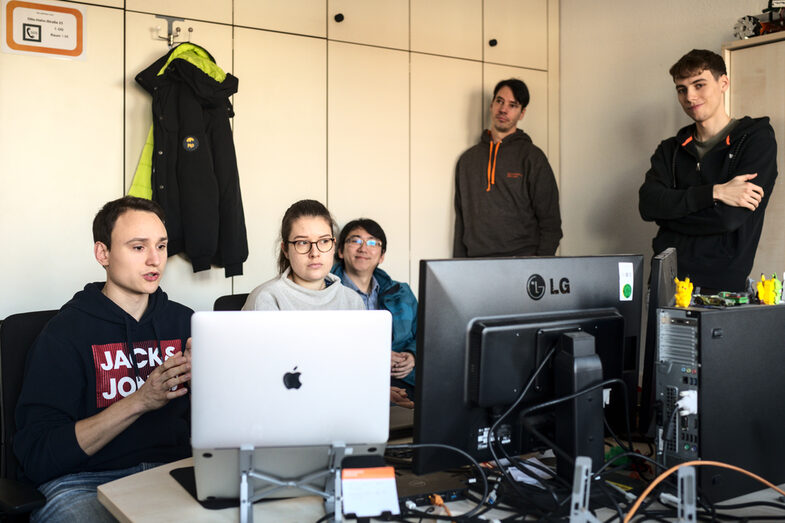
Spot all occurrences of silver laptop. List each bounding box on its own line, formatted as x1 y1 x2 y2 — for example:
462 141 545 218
190 310 392 501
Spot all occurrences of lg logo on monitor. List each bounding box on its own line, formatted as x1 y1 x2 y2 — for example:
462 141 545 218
526 274 570 300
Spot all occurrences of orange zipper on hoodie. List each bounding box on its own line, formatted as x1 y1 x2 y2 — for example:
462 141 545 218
486 139 501 191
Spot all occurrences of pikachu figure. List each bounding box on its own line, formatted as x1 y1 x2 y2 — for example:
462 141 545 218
674 277 693 308
757 274 783 305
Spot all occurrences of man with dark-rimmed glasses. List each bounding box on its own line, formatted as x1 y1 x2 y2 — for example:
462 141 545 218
332 218 417 406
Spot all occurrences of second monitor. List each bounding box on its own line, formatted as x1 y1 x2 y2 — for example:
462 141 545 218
413 255 643 475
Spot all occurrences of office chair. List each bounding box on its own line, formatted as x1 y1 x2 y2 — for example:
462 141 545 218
213 293 249 311
0 310 57 517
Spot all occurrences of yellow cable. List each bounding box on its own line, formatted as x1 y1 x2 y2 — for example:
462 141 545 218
624 460 785 522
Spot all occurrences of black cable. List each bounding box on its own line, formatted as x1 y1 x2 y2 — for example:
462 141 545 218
511 379 642 522
519 378 629 469
595 449 667 477
604 416 631 453
698 489 718 521
486 345 561 516
634 497 673 522
387 442 488 521
714 500 785 511
596 477 624 522
633 514 672 523
484 346 639 521
660 406 679 468
494 435 565 507
602 416 656 481
509 454 571 489
695 511 785 522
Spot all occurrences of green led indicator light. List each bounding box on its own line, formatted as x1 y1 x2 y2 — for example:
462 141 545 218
623 284 632 298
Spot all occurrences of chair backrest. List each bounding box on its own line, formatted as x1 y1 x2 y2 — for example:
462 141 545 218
213 293 249 311
0 311 58 481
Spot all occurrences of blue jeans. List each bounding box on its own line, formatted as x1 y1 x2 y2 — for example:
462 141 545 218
32 463 162 523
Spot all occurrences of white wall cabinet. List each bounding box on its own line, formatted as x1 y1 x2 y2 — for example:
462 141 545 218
125 0 231 25
411 0 482 60
327 42 410 282
484 0 548 69
234 0 326 37
724 34 785 283
410 54 483 292
0 0 558 317
327 0 408 49
233 28 328 292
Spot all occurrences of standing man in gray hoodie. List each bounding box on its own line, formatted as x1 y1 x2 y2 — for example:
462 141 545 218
453 78 562 257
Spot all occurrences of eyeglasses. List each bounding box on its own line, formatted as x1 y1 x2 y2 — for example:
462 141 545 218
345 237 383 249
287 238 335 254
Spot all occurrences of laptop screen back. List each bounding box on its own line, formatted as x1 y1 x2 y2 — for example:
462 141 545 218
190 310 392 500
191 310 392 449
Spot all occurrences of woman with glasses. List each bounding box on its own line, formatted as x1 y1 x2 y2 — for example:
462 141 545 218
242 200 363 311
332 218 418 406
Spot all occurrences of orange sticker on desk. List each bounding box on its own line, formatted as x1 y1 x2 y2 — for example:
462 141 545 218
2 0 84 58
341 466 400 517
342 466 395 480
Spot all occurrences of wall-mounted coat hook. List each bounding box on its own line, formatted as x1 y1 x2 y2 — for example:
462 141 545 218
155 14 193 47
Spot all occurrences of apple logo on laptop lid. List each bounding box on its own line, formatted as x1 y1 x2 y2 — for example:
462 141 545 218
283 367 302 390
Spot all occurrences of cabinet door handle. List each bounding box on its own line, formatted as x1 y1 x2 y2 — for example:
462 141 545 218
488 38 498 47
334 13 344 22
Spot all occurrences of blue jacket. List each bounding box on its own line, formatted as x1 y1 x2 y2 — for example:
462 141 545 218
332 265 417 386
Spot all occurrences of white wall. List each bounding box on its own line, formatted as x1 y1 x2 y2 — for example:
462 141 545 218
3 0 769 319
560 0 763 267
0 0 556 318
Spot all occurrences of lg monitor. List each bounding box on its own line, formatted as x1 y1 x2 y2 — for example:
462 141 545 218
413 255 643 476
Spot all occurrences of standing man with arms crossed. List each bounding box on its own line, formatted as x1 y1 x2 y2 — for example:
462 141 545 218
453 78 562 258
639 49 778 293
15 197 193 522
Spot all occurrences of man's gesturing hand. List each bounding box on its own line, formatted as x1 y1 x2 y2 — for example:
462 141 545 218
713 173 764 211
136 352 191 412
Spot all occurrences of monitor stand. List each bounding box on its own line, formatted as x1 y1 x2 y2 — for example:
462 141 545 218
554 331 605 481
238 443 347 523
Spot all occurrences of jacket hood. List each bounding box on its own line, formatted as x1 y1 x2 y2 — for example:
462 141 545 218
136 42 238 104
63 282 168 326
480 128 533 145
675 116 770 146
479 129 533 192
62 283 171 379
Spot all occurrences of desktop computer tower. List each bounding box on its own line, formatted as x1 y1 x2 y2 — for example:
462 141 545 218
655 304 785 502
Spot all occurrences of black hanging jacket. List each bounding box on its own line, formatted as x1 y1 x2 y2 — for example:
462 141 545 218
135 43 248 277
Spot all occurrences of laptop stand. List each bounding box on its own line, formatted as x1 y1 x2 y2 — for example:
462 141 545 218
238 443 347 523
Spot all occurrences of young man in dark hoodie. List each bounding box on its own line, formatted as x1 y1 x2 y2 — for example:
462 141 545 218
453 78 562 258
15 196 193 522
639 49 778 293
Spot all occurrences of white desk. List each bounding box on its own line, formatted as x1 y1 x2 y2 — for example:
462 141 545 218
96 457 515 522
97 458 325 522
97 457 785 522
